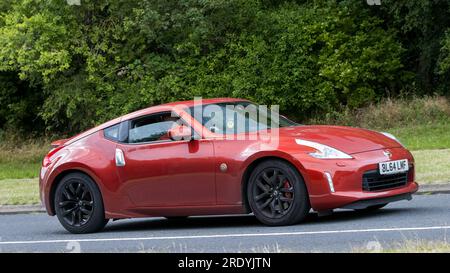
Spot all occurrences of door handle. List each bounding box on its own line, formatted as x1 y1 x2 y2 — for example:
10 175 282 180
115 148 126 167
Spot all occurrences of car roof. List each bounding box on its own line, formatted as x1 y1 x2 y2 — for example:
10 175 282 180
120 97 250 121
160 97 249 107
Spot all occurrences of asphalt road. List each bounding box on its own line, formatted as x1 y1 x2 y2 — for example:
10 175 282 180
0 194 449 253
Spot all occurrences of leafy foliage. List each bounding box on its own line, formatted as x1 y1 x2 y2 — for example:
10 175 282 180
0 0 447 135
377 0 450 93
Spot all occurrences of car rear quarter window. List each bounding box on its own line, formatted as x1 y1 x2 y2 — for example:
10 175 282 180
104 124 120 141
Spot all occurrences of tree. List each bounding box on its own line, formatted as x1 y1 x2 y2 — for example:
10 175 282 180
376 0 450 93
0 0 436 135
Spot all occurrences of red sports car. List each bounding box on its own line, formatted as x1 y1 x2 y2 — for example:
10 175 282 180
40 98 418 233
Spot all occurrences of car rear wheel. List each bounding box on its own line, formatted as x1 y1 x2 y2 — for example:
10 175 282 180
247 160 310 226
54 173 108 234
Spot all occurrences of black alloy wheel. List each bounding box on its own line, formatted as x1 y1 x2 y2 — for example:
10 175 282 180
58 181 94 226
252 167 294 218
248 160 310 226
55 173 108 233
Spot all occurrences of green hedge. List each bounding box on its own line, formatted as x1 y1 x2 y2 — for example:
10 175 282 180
0 0 449 135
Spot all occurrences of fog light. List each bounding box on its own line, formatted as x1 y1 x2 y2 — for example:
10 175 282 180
324 172 335 193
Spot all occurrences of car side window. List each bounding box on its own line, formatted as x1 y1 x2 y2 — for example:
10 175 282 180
128 112 180 144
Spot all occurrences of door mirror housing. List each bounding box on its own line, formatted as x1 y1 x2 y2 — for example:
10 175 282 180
168 125 193 141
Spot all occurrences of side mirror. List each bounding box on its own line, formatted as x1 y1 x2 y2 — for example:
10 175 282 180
168 125 192 141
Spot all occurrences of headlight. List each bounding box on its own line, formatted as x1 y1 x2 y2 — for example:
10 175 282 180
295 139 353 159
380 132 404 146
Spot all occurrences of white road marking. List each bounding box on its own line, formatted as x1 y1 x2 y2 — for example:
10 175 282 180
0 225 450 245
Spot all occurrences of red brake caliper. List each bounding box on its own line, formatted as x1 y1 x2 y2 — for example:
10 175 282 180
283 180 292 199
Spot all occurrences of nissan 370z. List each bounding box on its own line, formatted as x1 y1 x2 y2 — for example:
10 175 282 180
39 98 418 233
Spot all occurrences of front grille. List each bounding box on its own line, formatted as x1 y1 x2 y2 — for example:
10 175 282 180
362 169 410 192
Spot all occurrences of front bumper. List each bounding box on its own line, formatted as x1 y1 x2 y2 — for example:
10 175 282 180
299 147 419 211
340 192 413 210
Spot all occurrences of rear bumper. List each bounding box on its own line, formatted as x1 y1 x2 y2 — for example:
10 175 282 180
39 166 54 215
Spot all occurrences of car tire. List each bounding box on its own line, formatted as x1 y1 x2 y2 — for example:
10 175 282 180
247 160 310 226
355 203 387 212
55 172 108 234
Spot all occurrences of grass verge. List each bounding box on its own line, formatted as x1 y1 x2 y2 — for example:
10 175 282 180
307 96 450 129
388 123 450 151
414 149 450 184
0 141 49 179
0 178 40 205
354 239 450 253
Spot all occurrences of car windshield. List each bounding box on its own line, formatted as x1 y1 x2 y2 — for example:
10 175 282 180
187 102 298 134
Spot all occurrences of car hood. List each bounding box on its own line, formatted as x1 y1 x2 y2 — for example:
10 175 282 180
278 125 402 154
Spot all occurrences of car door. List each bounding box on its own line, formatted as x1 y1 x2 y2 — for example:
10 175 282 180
115 111 216 207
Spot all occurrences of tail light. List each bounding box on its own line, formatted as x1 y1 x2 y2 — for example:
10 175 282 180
42 145 64 167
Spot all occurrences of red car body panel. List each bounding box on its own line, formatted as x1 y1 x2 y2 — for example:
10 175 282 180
39 98 418 219
116 139 216 207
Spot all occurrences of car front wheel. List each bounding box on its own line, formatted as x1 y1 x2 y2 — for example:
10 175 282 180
54 172 108 234
247 160 310 226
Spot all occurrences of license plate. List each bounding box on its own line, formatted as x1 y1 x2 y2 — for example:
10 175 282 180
379 159 409 175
